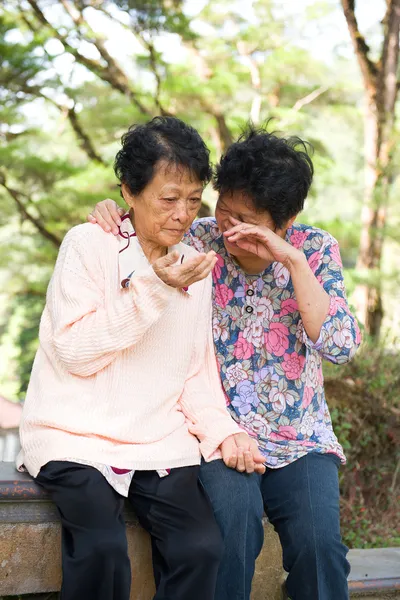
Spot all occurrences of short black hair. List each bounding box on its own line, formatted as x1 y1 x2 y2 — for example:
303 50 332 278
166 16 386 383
214 124 314 229
114 116 212 195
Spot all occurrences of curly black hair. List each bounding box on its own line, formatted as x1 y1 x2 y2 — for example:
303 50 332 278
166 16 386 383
214 124 314 229
114 116 212 195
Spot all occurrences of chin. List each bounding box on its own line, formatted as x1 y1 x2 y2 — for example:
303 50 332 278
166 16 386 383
162 232 185 246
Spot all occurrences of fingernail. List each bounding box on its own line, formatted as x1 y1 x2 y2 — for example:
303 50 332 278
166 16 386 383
105 226 111 232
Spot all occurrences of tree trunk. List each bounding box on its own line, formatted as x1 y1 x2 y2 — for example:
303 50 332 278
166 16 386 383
341 0 400 338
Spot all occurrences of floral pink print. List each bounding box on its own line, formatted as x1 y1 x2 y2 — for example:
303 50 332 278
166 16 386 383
282 352 306 380
264 322 290 357
215 283 234 308
187 217 362 469
233 332 255 360
330 244 343 267
308 250 323 274
280 298 298 316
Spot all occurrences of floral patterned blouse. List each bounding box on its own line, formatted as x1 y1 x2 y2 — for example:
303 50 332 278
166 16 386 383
186 218 362 468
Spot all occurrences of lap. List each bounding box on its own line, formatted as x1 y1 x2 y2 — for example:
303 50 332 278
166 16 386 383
199 459 263 519
261 453 342 540
128 466 220 544
35 460 125 529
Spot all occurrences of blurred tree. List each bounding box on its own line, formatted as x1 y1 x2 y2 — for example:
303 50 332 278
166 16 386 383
0 0 375 397
341 0 400 337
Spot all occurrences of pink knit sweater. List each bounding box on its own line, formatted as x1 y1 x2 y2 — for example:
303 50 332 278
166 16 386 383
17 222 240 477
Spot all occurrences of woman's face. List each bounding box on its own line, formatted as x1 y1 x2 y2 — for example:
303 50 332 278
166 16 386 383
123 163 203 248
215 192 290 259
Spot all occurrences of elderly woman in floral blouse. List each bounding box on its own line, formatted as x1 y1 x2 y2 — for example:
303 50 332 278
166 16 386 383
89 125 361 600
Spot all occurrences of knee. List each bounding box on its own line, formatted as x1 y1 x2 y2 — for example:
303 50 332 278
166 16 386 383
200 462 264 526
85 528 128 564
290 529 348 568
173 524 224 569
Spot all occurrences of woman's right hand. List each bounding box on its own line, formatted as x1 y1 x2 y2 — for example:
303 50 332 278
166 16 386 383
153 251 218 288
88 199 125 235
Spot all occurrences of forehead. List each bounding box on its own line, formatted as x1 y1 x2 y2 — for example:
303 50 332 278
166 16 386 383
149 162 203 192
218 191 257 215
218 191 274 225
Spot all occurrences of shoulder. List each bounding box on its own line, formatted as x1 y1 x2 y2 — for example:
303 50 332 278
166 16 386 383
189 217 219 239
186 217 224 253
288 223 338 253
61 223 117 255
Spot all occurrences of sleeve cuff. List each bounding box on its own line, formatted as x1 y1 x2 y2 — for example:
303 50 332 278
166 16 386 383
190 415 241 461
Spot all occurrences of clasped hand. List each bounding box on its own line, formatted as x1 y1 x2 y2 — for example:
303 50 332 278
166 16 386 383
220 432 266 474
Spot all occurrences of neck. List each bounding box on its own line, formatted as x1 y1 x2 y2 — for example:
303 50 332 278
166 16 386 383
139 237 168 264
130 212 167 265
234 254 273 275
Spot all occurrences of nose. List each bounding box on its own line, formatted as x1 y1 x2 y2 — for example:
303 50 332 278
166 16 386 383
172 200 190 223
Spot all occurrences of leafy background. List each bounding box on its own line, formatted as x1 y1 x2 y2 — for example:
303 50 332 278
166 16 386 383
0 0 398 548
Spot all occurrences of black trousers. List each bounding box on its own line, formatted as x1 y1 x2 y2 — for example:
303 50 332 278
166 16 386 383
35 461 223 600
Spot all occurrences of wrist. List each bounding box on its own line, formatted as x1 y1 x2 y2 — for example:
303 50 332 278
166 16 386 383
286 249 307 273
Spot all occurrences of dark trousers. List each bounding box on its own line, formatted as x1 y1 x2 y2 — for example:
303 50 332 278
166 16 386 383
35 461 223 600
199 453 350 600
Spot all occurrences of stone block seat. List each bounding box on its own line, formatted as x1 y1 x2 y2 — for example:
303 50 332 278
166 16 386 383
0 462 284 600
1 461 399 600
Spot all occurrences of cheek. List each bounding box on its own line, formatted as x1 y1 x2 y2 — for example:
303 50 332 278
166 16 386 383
215 212 229 232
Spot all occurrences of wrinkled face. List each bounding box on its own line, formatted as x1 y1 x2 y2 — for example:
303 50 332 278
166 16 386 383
123 162 203 247
215 191 287 259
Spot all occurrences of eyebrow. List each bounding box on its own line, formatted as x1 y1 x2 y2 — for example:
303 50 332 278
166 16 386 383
162 186 203 194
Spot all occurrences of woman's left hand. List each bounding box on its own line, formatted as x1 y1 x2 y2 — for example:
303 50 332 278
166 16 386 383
224 217 303 271
220 432 266 474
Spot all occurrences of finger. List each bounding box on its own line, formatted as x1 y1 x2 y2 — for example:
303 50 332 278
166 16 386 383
228 216 241 226
223 451 238 470
155 251 180 269
249 441 266 463
188 255 217 284
92 211 113 234
235 447 246 473
244 451 255 474
226 227 260 242
176 252 215 283
95 199 122 234
254 463 266 474
88 213 97 223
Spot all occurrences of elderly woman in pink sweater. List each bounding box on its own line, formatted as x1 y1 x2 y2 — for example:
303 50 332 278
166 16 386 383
17 117 264 600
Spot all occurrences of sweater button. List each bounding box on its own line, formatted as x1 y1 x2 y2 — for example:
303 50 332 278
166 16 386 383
246 289 254 296
245 305 254 314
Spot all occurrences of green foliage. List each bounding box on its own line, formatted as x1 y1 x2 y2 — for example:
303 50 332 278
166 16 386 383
325 341 400 548
0 0 399 550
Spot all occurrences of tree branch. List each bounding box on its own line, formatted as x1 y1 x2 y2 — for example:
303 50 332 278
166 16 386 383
237 41 262 123
15 77 106 166
26 0 150 114
0 172 62 248
380 0 400 114
292 86 329 112
64 104 107 164
340 0 378 95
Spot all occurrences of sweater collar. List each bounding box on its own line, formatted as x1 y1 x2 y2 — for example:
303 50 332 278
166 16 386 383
117 213 184 289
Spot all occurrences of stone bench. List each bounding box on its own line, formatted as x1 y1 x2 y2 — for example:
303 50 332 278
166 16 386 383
0 462 285 599
1 462 399 600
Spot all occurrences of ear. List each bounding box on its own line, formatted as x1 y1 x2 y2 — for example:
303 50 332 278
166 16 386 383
287 214 297 229
121 183 135 208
